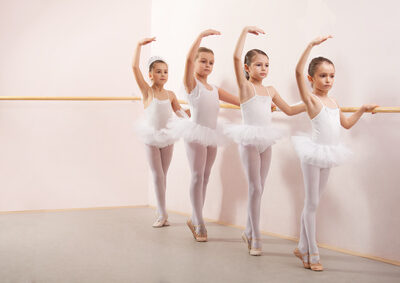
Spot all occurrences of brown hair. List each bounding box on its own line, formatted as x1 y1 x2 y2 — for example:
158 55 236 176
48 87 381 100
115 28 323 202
244 49 269 80
308 57 334 77
149 60 167 72
195 47 214 59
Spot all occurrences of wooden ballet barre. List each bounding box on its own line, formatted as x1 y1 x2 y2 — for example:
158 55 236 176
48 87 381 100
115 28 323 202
0 96 398 113
339 107 400 113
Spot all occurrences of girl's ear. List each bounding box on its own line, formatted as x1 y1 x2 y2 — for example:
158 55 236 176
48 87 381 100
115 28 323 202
149 71 153 80
307 75 313 83
244 64 250 73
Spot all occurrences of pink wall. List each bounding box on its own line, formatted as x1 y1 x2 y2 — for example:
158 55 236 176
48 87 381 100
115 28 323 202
150 0 400 262
0 0 152 210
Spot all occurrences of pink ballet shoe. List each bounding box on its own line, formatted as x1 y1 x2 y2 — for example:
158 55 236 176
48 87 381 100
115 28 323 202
309 253 324 271
293 248 310 269
186 219 207 242
241 232 251 252
249 238 262 256
152 215 170 228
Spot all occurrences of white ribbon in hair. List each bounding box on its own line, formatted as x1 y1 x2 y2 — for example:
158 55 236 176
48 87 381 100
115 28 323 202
147 56 167 69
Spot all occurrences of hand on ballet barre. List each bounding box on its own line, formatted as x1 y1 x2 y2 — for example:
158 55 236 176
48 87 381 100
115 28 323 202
361 104 380 114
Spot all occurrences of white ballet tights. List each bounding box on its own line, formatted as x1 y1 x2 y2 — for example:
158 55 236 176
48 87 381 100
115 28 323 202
298 162 330 263
145 144 174 220
185 141 217 231
239 144 272 249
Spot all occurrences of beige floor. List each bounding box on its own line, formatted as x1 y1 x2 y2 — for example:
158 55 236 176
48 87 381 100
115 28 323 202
0 207 399 283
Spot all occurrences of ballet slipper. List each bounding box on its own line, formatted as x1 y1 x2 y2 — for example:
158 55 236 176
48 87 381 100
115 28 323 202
249 238 262 256
293 248 311 269
241 232 251 252
152 218 170 228
186 219 207 242
309 253 324 271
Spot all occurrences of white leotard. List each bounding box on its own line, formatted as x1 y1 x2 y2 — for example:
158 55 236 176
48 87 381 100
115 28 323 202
188 80 220 129
310 95 341 145
134 88 177 148
145 90 173 130
225 84 282 152
292 94 352 168
170 79 226 146
241 84 272 126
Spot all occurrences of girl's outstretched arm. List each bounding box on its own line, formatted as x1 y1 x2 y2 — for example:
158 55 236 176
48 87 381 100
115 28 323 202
295 36 332 115
132 37 156 99
339 103 379 129
270 87 306 116
218 88 240 106
170 91 191 118
233 26 265 90
183 29 221 94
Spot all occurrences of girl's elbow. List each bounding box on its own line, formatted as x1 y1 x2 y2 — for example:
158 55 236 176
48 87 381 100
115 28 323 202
342 123 351 130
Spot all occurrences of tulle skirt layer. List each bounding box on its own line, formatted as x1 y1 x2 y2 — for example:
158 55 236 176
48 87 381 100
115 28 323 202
135 118 178 148
292 135 352 168
224 124 283 148
168 119 227 147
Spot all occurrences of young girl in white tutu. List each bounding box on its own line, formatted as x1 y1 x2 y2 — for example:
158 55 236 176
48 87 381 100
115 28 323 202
179 29 240 242
292 36 378 271
227 26 305 255
132 37 189 228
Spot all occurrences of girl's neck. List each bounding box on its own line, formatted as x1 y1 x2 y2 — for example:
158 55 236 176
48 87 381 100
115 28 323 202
195 73 208 85
312 87 329 97
249 77 263 86
151 84 165 92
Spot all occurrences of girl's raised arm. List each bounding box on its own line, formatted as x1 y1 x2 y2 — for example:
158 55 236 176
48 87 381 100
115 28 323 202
233 26 265 90
183 29 221 94
132 37 156 99
295 36 332 106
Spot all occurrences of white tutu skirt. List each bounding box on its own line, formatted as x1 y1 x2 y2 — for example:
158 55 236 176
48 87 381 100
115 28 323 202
291 135 352 168
224 124 283 148
168 118 228 147
134 118 178 148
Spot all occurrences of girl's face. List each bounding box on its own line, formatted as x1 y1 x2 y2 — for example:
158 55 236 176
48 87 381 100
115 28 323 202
149 63 168 85
246 54 269 81
194 52 214 77
308 62 335 92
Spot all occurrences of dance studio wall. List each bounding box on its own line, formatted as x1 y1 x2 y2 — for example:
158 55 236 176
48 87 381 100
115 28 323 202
150 0 400 262
0 0 152 210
